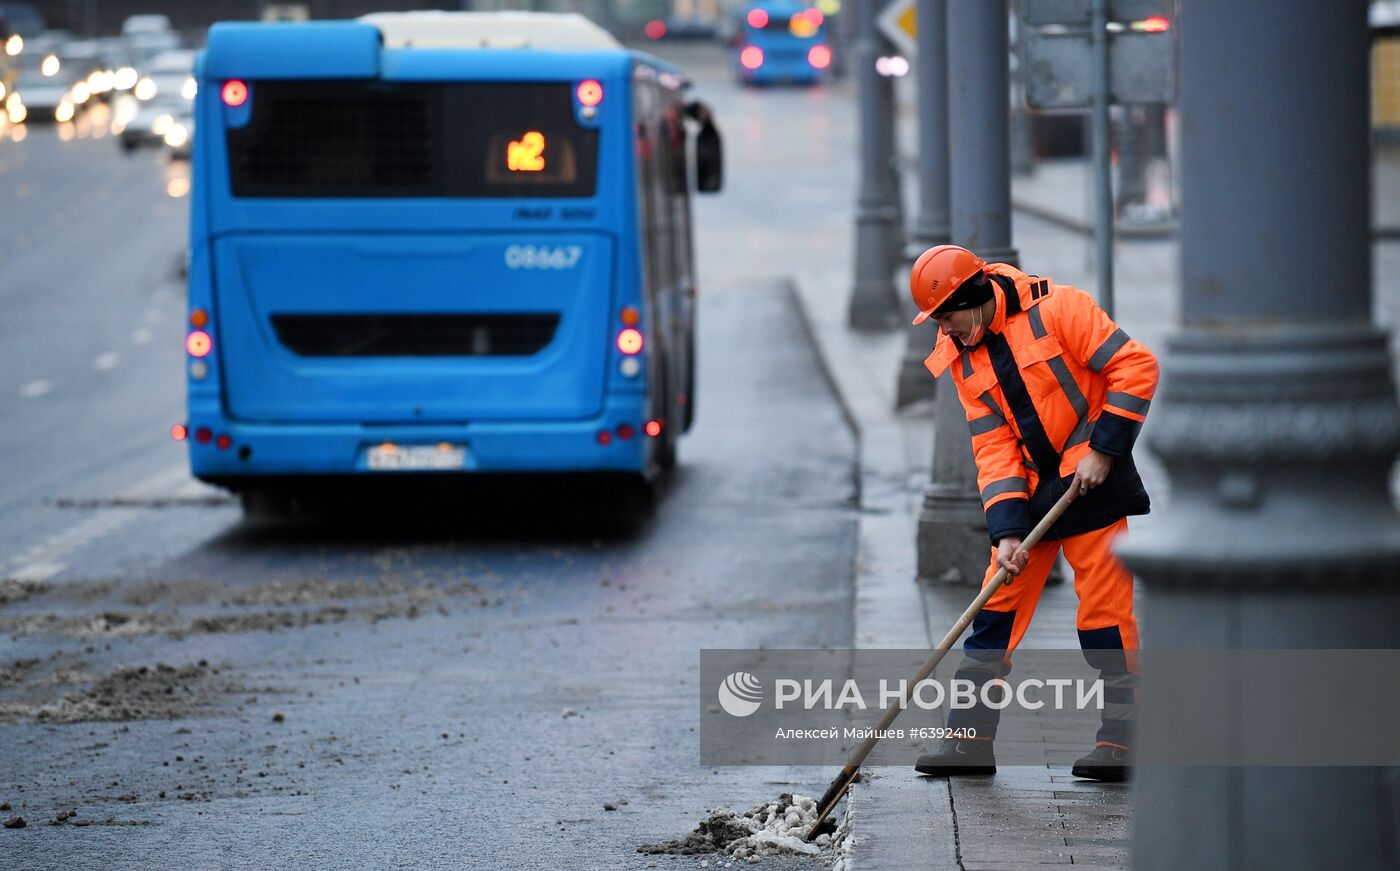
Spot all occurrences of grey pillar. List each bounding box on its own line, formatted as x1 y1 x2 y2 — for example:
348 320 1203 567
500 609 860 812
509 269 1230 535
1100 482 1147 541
1009 0 1036 177
1117 104 1169 222
847 0 904 332
917 0 1018 584
895 0 952 409
1116 106 1149 215
1120 2 1400 869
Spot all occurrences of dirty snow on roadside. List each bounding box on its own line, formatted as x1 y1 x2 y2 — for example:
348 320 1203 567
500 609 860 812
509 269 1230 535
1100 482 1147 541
639 792 853 865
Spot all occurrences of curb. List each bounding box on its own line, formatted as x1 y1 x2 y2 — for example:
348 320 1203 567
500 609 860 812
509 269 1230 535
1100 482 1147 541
787 280 961 870
1011 197 1179 240
785 279 863 506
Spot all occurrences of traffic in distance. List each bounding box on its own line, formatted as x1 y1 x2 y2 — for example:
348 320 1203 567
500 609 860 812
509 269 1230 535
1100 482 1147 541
733 0 832 85
177 12 724 513
0 8 194 158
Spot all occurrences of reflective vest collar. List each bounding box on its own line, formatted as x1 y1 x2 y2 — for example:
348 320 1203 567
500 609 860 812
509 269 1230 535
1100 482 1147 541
924 264 1030 378
985 272 1022 336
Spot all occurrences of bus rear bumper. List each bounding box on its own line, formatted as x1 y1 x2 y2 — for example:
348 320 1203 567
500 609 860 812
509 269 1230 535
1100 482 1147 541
186 405 653 481
738 64 823 85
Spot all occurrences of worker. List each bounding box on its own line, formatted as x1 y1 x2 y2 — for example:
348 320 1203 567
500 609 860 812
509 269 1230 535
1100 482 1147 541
907 245 1157 782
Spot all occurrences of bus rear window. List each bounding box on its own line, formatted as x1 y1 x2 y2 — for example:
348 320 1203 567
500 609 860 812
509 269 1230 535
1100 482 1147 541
226 81 598 198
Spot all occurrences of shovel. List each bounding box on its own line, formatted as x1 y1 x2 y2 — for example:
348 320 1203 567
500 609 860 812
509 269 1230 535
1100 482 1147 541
804 481 1083 840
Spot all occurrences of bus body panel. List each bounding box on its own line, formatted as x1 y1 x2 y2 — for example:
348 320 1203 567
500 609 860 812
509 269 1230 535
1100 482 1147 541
187 19 699 484
212 232 614 423
736 2 828 85
205 21 380 79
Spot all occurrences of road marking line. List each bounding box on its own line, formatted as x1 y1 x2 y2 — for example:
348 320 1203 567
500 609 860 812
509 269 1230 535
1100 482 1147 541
10 562 66 582
93 351 120 371
5 465 191 581
131 327 154 346
19 379 52 398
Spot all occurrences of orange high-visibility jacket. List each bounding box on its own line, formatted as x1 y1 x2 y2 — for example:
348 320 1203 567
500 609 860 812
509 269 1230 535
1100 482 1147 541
925 263 1159 543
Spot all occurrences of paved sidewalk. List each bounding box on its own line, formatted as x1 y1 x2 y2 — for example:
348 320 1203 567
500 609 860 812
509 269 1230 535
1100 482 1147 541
789 125 1178 868
793 134 1400 867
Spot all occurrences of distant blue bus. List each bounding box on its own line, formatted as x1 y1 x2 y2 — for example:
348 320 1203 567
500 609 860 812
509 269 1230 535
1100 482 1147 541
182 12 722 510
734 1 831 85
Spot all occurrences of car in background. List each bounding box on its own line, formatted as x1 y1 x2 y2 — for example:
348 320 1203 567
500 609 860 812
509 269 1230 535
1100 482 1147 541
0 40 15 112
55 38 110 106
121 14 173 35
162 106 192 160
101 36 141 93
644 17 719 42
10 43 82 121
123 18 180 73
115 48 194 150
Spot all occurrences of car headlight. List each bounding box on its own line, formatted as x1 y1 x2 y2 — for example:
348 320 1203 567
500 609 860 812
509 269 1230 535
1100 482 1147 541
134 77 156 101
181 77 197 101
164 123 189 148
152 113 173 135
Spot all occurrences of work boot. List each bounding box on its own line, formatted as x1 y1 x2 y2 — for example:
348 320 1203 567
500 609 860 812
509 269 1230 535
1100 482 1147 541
913 738 996 776
1071 742 1132 782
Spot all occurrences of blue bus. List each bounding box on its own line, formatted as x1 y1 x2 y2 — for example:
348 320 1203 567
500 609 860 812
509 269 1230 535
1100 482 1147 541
734 1 831 85
181 12 722 511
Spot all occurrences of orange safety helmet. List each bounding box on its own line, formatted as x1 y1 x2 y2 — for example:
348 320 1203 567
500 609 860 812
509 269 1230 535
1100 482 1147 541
909 245 987 325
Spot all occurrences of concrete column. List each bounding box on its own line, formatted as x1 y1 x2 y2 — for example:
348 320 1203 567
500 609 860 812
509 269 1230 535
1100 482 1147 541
847 0 904 331
1117 104 1169 222
1120 2 1400 868
1009 0 1036 177
895 0 952 409
917 0 1018 584
1116 107 1149 214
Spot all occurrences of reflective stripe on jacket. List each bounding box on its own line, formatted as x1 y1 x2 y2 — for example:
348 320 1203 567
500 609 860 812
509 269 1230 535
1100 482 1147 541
924 263 1159 543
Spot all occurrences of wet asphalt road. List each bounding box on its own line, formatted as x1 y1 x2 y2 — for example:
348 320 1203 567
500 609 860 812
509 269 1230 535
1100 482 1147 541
0 46 863 869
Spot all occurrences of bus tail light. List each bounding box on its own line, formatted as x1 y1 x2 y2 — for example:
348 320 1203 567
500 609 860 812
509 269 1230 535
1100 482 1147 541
747 9 769 28
620 306 640 326
577 79 603 107
741 47 764 70
171 423 188 441
187 330 212 358
221 79 248 107
808 45 832 69
195 427 213 445
616 423 635 441
617 328 643 355
645 420 663 438
597 429 613 445
190 308 208 328
216 434 233 450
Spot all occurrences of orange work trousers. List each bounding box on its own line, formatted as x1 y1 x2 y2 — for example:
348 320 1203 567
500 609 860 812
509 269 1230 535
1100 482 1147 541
976 517 1138 654
950 518 1137 746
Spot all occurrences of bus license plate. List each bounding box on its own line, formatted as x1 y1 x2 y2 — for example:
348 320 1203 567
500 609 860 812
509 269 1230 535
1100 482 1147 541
367 444 466 471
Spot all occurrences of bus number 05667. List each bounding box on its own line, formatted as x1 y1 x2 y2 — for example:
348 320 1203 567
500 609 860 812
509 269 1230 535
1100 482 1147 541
504 244 584 270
